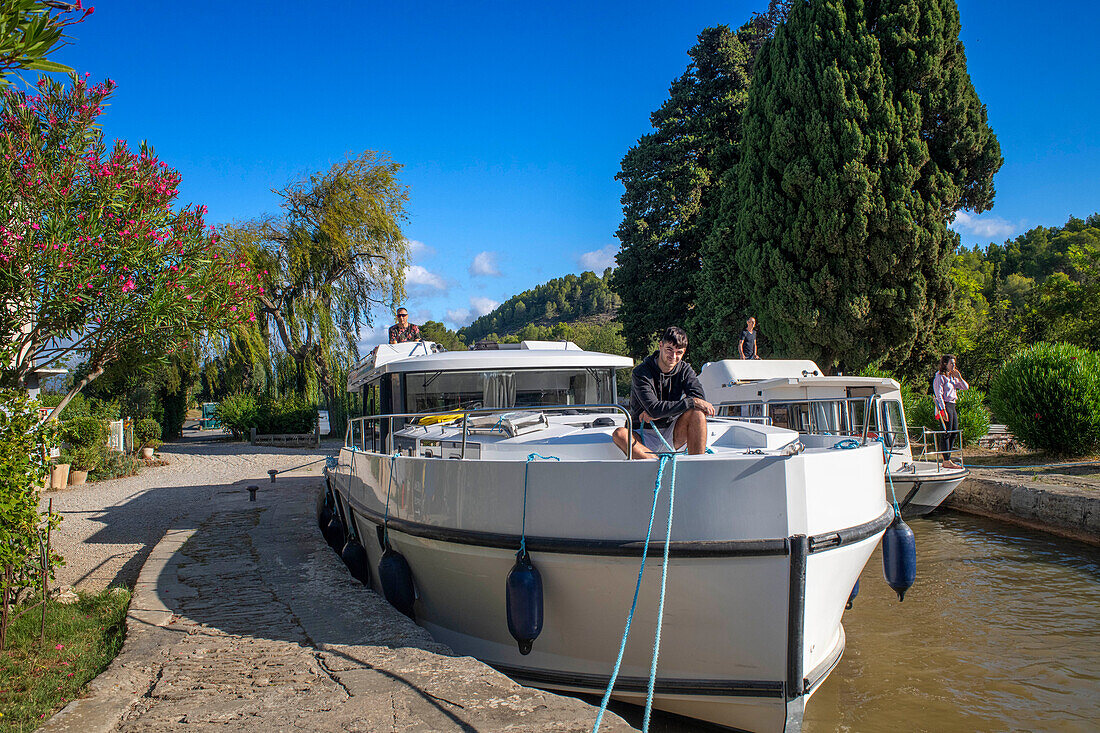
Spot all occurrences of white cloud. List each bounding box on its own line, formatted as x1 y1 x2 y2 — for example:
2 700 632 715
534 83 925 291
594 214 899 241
446 307 471 325
469 251 502 277
578 244 617 272
445 296 501 327
951 212 1018 240
406 239 435 260
471 295 499 316
404 264 447 292
356 323 391 350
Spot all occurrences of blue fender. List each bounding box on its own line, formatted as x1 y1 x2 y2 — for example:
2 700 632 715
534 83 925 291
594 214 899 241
378 547 416 618
506 550 543 655
882 514 916 602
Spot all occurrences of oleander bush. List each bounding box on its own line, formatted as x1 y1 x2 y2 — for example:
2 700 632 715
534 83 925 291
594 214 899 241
990 342 1100 456
68 444 105 473
60 416 107 449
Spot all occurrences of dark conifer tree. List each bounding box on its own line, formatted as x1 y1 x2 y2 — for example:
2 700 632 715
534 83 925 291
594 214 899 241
612 20 768 358
697 0 1000 370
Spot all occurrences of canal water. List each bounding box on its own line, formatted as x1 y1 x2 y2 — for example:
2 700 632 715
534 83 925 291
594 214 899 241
612 511 1100 732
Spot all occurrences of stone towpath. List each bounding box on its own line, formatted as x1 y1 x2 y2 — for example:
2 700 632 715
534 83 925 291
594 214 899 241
42 462 633 731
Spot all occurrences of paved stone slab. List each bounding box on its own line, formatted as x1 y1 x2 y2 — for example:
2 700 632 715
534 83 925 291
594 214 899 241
948 469 1099 546
42 476 634 732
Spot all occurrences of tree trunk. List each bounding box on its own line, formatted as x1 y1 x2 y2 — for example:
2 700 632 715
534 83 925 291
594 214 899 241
47 364 105 421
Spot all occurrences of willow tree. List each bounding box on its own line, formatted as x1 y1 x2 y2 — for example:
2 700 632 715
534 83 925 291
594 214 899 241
698 0 1000 371
612 5 788 358
223 152 409 403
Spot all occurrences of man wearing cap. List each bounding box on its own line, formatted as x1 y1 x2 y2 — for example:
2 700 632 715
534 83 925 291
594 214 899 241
388 308 421 344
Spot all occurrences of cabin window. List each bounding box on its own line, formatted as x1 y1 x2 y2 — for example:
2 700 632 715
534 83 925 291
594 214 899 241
720 403 767 421
403 368 615 413
809 401 847 434
848 398 879 435
882 399 908 448
787 403 812 432
405 372 484 413
769 404 790 430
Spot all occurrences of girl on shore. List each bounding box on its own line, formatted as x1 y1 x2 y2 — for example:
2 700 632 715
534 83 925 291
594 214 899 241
933 354 969 469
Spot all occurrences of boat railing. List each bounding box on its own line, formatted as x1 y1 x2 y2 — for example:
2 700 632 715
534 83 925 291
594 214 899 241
913 426 965 469
346 403 637 459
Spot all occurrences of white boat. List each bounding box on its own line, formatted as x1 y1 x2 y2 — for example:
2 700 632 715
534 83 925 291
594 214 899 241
697 359 968 517
328 341 894 732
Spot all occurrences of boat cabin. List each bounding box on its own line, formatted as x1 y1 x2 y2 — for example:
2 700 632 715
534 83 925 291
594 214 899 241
346 340 634 451
697 359 911 456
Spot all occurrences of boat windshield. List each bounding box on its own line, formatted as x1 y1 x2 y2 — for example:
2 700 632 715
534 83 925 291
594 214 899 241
404 368 615 413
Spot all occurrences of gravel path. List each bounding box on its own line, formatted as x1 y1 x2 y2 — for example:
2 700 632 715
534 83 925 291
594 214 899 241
39 429 340 591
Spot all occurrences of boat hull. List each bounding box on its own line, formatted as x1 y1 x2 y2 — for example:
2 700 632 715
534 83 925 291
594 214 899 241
331 447 889 732
890 463 968 517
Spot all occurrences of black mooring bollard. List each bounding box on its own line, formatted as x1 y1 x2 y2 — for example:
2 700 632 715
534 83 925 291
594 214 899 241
248 485 258 501
269 469 277 483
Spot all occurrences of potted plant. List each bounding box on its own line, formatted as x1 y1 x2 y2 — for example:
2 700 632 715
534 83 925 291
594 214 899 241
68 445 104 485
61 417 108 486
50 453 72 491
134 418 162 458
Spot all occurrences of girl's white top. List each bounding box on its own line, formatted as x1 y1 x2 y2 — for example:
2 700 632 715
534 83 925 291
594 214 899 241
933 372 969 411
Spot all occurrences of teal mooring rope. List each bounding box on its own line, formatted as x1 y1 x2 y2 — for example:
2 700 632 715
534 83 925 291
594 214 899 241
520 453 559 556
593 424 679 733
383 451 400 547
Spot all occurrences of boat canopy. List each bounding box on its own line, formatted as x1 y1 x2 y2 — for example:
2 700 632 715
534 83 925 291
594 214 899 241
699 361 901 406
347 340 633 392
699 359 824 387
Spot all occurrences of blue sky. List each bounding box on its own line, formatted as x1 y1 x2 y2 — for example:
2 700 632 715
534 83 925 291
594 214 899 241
46 1 1100 341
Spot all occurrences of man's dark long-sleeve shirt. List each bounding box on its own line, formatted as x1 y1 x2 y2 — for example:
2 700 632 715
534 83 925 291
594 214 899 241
629 352 706 430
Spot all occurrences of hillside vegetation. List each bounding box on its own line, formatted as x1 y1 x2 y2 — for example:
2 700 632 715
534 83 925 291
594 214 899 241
457 270 621 345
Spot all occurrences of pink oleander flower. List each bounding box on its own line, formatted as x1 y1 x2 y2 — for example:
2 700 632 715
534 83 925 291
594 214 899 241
121 278 135 292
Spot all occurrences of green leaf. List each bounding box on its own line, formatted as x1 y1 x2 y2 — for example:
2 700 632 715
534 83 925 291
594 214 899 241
24 58 71 73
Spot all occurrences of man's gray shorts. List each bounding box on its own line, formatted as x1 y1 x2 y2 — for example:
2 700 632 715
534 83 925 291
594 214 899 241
639 422 682 453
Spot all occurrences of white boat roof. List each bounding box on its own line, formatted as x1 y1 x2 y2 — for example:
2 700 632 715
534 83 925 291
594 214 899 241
698 359 825 385
699 360 901 402
348 340 634 391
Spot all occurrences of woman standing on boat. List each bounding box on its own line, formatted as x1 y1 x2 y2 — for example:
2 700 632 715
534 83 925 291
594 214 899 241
933 355 969 469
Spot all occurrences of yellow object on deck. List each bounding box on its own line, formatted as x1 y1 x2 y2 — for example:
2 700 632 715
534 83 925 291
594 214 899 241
416 412 464 426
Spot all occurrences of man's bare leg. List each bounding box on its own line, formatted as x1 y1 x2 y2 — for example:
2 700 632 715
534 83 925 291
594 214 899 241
673 409 709 455
612 426 657 460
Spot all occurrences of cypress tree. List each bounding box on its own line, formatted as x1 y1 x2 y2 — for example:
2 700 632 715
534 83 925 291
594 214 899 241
697 0 1000 371
872 0 1002 371
612 11 785 358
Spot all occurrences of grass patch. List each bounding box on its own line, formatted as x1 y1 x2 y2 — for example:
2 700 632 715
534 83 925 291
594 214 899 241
0 588 130 731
